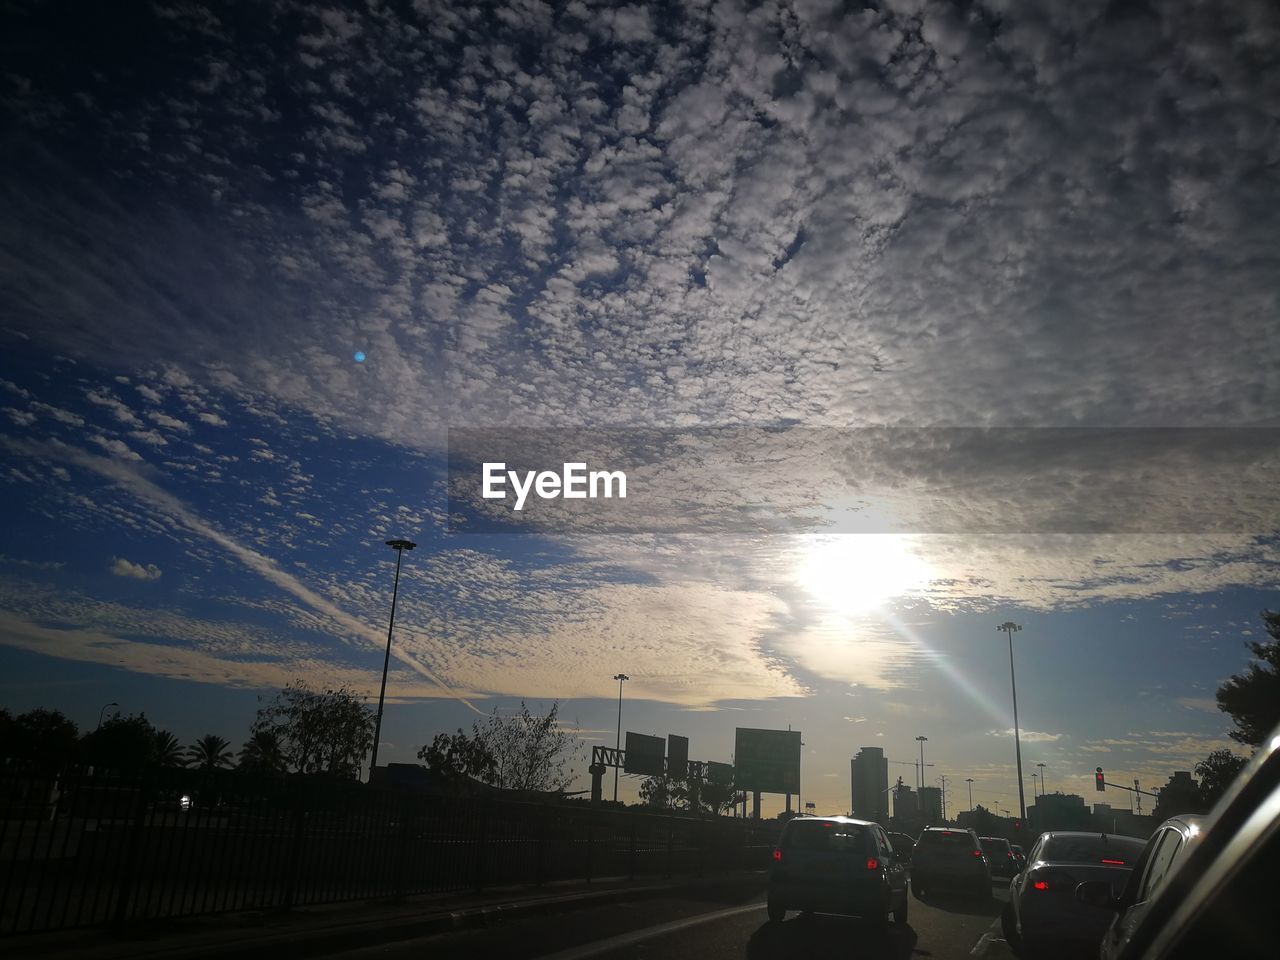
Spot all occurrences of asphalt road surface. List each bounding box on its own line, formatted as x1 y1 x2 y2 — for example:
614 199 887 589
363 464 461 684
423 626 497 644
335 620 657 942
333 880 1022 960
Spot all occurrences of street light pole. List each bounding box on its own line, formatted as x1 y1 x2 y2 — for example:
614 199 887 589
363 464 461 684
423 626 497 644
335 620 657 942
370 538 416 777
1037 761 1048 795
97 702 118 730
612 673 629 803
915 736 928 791
937 775 949 821
998 621 1027 821
965 778 975 811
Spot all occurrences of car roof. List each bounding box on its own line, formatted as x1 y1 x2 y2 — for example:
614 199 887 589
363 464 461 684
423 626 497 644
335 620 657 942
786 815 875 828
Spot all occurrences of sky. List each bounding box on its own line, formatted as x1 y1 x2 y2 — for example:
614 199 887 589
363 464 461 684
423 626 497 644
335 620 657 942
1 0 1278 816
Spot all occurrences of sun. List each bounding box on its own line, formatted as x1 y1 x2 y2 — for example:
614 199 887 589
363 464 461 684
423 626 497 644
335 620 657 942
794 535 932 616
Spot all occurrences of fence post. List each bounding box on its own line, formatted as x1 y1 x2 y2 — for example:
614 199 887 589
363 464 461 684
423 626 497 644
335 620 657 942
282 793 306 911
392 791 413 899
585 808 594 884
535 809 546 887
110 777 151 928
474 798 490 894
665 817 673 878
697 819 706 878
628 812 637 879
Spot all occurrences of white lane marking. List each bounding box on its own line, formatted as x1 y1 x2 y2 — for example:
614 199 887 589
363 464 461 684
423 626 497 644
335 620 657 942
536 902 766 960
970 916 1005 956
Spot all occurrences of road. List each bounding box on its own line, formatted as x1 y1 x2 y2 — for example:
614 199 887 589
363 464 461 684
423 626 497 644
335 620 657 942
331 878 1021 960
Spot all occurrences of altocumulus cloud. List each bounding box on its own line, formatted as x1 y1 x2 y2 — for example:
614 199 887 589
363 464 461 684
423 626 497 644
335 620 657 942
109 557 162 580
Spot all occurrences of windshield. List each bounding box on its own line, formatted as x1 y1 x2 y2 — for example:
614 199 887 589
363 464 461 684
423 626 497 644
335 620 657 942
784 821 866 853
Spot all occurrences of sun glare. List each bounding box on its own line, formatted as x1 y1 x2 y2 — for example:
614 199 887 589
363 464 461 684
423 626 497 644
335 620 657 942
795 535 932 616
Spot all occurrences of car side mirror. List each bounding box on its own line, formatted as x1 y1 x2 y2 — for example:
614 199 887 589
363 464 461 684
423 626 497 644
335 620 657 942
1075 880 1118 910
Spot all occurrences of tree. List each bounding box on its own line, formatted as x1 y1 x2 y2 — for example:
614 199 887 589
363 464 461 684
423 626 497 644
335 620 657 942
1195 749 1248 809
252 681 374 779
639 774 683 809
82 712 159 774
2 708 80 772
237 730 286 774
187 734 233 770
418 729 497 783
153 731 186 768
1216 610 1280 747
417 701 583 794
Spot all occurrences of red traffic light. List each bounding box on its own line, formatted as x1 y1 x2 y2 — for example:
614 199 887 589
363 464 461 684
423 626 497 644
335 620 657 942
1095 768 1105 792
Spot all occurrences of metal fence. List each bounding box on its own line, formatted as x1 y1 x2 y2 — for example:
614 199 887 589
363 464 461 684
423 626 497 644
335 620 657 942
0 770 778 936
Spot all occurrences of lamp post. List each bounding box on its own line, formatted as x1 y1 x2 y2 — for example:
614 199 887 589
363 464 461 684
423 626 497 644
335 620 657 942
997 621 1027 821
97 702 118 730
1037 761 1047 795
1031 771 1040 798
915 735 928 790
965 777 975 811
370 538 416 777
612 673 629 802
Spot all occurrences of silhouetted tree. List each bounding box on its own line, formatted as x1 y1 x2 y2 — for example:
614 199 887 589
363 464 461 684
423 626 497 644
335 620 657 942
252 681 374 779
1195 749 1248 809
1216 610 1280 747
187 734 233 770
237 730 286 774
418 729 497 783
83 713 159 774
1 708 80 773
153 730 186 768
418 701 582 794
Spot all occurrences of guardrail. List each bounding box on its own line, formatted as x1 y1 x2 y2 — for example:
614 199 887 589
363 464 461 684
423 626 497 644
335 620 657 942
0 770 777 935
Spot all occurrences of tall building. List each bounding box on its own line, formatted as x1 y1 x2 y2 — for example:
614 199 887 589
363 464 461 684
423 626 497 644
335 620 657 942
851 747 890 823
893 782 919 819
919 786 943 823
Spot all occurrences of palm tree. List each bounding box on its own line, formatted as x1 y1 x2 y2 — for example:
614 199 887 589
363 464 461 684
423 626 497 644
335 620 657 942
153 730 186 768
187 734 233 770
237 730 285 774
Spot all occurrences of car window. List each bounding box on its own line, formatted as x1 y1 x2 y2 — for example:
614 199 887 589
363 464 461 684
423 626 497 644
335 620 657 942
783 821 866 852
1040 835 1146 864
918 830 975 849
1138 829 1183 902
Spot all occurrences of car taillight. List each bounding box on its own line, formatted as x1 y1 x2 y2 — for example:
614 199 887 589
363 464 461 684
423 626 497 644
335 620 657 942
972 849 983 858
1007 852 1014 858
773 848 782 862
867 857 879 871
1032 880 1049 891
1101 858 1125 865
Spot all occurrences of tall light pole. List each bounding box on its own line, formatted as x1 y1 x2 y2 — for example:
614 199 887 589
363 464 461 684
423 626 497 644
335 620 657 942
370 538 416 777
915 735 928 790
97 702 118 730
965 777 975 811
1031 771 1040 798
998 621 1027 821
612 673 629 802
937 775 949 821
1037 761 1047 795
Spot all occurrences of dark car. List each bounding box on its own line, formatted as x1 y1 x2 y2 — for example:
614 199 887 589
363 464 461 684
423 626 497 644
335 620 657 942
978 835 1019 879
1072 726 1279 959
1002 831 1147 957
886 830 916 862
910 826 990 899
1010 843 1027 871
767 816 910 927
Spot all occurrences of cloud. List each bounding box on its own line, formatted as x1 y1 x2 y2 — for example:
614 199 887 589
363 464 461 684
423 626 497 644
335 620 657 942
110 557 162 580
991 728 1062 743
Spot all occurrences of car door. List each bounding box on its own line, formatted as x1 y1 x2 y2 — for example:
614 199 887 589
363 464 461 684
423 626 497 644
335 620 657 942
1101 827 1184 960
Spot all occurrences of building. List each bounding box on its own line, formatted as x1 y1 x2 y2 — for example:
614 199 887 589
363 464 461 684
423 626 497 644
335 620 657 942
1152 771 1202 821
893 782 919 819
919 786 943 823
851 747 890 823
1029 792 1090 831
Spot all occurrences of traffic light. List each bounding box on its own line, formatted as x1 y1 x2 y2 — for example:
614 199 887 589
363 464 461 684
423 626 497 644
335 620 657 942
1095 767 1105 792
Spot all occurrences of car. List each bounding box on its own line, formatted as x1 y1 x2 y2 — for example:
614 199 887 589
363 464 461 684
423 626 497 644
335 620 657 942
886 830 916 862
978 835 1020 879
1002 830 1147 957
1072 725 1279 959
1009 843 1027 872
909 826 990 899
767 815 910 927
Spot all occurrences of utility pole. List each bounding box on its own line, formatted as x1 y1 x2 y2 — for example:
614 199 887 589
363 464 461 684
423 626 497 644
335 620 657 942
915 736 928 790
937 775 949 821
371 538 416 777
998 621 1027 821
612 674 629 802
